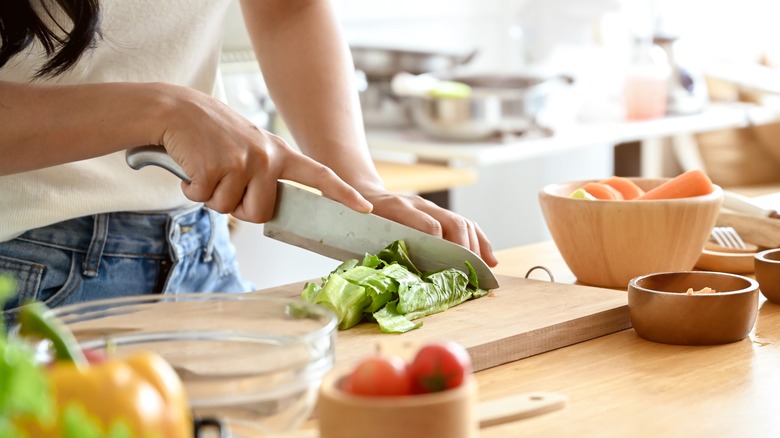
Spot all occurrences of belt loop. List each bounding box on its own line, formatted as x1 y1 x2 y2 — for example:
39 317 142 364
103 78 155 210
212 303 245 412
202 208 217 263
82 214 109 277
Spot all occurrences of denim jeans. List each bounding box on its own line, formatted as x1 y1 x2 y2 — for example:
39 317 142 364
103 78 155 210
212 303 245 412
0 206 255 323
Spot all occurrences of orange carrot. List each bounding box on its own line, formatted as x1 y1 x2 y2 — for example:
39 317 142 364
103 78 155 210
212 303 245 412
581 182 624 200
636 170 714 200
599 176 645 200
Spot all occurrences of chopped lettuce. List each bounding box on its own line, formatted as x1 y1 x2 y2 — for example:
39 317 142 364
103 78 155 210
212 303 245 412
301 240 489 333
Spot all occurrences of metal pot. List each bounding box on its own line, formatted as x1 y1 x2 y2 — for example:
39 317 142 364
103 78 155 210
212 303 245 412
402 73 572 141
352 46 478 128
351 45 478 81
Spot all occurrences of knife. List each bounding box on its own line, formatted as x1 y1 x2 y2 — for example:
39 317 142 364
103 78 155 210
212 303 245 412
125 145 499 289
723 190 780 219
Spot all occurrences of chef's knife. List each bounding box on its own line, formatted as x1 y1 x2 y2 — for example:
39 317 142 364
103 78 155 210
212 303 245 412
723 190 780 219
125 145 499 289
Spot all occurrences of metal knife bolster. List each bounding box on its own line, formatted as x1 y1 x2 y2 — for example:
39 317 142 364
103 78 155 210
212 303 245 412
124 145 499 289
125 145 192 183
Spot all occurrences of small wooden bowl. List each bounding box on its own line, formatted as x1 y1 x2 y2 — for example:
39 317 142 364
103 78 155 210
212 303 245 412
695 242 759 274
628 271 759 345
539 179 723 289
755 248 780 304
318 370 478 438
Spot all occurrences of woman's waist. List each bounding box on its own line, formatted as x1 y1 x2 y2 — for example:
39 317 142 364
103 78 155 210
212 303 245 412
16 206 210 256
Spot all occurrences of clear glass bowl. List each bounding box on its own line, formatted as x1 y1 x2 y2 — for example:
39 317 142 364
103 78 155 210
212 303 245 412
33 293 337 437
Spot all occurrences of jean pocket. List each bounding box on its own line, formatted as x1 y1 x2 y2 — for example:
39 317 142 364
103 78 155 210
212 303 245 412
0 255 45 318
0 252 81 317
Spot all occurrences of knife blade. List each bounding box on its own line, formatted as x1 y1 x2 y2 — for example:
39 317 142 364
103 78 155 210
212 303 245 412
125 145 499 289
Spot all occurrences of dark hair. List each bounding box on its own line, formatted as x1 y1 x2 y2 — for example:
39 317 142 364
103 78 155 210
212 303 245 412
0 0 101 77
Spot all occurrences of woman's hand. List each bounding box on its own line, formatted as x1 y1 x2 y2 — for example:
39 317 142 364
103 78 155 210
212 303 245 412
361 190 498 267
153 84 372 223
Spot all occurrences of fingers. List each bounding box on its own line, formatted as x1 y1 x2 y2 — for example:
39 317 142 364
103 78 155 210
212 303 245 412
368 194 498 267
179 133 371 222
278 153 373 214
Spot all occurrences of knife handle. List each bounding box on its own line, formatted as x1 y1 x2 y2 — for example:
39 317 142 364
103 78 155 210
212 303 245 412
125 145 192 183
723 190 778 218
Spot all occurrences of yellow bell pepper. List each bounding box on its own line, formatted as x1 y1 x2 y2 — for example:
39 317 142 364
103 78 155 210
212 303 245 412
13 302 193 438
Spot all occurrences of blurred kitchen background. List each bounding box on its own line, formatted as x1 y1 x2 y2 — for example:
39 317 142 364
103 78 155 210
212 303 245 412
219 0 780 289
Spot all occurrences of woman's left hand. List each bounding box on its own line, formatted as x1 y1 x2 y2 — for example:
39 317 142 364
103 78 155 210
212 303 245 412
361 190 498 267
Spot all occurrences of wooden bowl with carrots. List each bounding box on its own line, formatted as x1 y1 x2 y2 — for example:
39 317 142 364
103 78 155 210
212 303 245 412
539 171 724 289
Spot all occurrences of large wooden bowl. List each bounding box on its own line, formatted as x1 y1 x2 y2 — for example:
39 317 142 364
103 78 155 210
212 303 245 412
539 178 723 289
628 271 759 345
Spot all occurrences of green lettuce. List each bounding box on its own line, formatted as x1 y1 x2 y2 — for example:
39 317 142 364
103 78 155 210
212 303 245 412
301 240 489 333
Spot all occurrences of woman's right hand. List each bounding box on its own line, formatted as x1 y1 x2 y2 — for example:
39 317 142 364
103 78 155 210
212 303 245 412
153 84 373 223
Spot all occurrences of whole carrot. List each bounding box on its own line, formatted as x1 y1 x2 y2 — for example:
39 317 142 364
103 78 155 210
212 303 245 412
599 176 645 200
636 170 714 200
581 182 623 200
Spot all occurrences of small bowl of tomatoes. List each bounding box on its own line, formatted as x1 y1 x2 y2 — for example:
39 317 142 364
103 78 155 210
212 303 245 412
318 341 478 438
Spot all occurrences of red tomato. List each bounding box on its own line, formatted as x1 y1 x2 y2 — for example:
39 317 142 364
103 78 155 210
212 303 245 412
83 348 107 364
347 355 412 397
407 341 472 394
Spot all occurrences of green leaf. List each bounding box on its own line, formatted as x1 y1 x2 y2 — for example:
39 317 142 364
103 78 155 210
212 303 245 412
307 274 372 330
373 300 421 333
301 240 491 333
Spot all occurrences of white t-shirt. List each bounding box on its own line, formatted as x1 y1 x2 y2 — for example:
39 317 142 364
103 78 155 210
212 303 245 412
0 0 234 242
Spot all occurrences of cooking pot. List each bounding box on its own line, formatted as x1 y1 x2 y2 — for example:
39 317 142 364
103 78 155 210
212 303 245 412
351 45 478 81
352 45 478 128
402 73 572 141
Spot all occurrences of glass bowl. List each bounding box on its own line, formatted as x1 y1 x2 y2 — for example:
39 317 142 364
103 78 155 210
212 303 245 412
29 293 337 437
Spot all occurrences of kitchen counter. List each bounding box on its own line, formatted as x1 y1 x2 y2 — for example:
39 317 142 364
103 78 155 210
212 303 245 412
373 159 476 194
474 241 780 437
366 102 780 174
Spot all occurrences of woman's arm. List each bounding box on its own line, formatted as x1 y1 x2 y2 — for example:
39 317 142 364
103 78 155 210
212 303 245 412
0 80 165 174
0 79 370 222
239 0 497 265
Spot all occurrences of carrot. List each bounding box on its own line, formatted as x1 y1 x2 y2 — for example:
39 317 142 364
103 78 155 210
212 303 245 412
599 176 645 200
581 182 624 200
636 169 714 200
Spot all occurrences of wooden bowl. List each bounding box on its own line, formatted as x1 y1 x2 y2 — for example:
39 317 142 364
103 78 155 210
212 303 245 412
628 271 759 345
694 242 759 274
318 370 478 438
755 248 780 304
539 179 723 289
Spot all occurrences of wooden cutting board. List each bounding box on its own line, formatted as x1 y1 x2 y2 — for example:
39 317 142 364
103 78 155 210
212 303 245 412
260 275 630 372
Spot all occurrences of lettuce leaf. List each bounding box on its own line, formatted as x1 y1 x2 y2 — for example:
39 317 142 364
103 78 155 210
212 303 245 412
301 240 489 333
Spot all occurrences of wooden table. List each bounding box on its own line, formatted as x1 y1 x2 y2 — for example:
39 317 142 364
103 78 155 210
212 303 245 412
475 241 780 437
373 160 476 194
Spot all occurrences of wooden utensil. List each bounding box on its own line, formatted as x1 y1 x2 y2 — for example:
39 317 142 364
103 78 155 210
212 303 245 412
694 242 758 274
316 372 566 438
628 271 759 345
716 211 780 249
277 390 566 438
539 178 723 289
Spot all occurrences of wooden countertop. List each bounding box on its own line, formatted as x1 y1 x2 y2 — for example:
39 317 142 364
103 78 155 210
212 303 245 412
476 241 780 437
373 160 476 194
